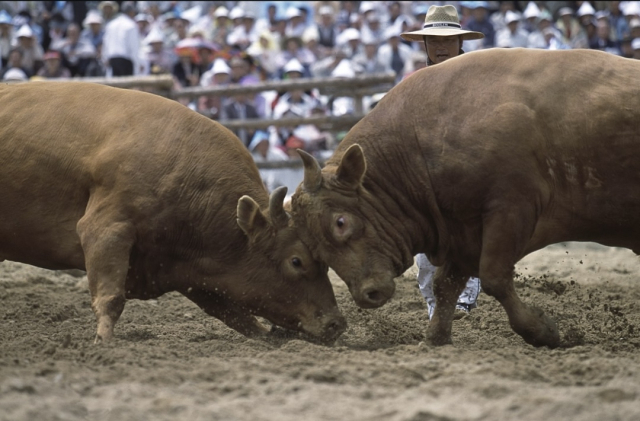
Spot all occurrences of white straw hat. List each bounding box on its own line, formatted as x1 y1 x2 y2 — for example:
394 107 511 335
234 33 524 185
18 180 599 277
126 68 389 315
401 5 484 42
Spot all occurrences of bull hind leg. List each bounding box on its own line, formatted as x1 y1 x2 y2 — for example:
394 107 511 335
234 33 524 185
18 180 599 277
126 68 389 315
426 263 469 346
479 207 560 348
77 198 135 343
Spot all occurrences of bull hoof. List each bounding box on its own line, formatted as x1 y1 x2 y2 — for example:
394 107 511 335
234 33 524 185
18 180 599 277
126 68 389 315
425 331 453 347
519 306 560 348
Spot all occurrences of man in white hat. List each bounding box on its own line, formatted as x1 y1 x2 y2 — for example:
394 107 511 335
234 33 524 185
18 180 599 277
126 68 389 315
401 4 484 319
378 25 413 83
495 10 528 48
556 7 588 49
198 58 232 120
12 24 44 75
401 4 484 65
80 11 104 49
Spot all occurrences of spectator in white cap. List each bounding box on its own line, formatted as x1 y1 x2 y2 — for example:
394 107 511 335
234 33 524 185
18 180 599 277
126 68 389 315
143 28 172 75
271 58 320 143
337 27 362 58
12 24 44 75
135 13 152 40
401 4 484 319
227 9 258 51
632 37 640 59
301 25 324 61
527 10 562 49
285 6 306 38
577 1 597 27
206 6 231 48
312 5 339 54
81 11 104 49
198 58 232 120
495 10 529 48
352 30 387 75
327 59 356 116
522 1 541 33
378 24 413 83
541 26 570 50
360 10 385 47
556 6 588 49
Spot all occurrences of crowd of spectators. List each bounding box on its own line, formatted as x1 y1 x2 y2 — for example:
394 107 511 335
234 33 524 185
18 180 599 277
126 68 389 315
1 1 640 171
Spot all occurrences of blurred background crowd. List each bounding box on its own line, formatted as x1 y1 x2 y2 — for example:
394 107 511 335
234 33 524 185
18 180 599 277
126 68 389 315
1 0 640 187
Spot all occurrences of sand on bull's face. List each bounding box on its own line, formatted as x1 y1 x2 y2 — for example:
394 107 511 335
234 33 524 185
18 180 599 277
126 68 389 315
1 242 639 421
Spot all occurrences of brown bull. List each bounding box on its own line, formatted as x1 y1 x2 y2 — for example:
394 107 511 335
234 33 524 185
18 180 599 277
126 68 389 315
0 82 346 343
291 48 640 348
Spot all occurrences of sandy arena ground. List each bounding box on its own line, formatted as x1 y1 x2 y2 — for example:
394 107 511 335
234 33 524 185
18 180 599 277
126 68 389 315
1 241 640 421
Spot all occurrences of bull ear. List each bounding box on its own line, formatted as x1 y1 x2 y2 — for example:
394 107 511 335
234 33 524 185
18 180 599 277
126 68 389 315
269 186 289 229
336 144 366 189
298 149 322 193
237 195 270 242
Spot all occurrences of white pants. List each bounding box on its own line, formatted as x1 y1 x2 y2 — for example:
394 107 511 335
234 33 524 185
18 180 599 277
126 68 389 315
416 253 481 319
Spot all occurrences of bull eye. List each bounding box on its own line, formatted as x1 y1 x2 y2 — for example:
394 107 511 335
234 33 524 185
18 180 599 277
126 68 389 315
292 257 302 267
336 216 345 228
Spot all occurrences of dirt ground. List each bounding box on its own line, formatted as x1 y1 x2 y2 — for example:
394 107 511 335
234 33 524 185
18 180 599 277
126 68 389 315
1 242 640 421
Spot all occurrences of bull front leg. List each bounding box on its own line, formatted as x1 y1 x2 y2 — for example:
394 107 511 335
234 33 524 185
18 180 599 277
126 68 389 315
426 262 469 346
183 289 270 338
479 207 560 348
77 198 136 343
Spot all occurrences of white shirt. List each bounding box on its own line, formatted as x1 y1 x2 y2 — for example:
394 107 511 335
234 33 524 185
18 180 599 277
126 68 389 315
102 13 140 74
495 27 529 48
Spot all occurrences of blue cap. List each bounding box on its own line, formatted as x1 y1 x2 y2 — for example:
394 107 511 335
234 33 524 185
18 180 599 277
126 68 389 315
0 10 13 25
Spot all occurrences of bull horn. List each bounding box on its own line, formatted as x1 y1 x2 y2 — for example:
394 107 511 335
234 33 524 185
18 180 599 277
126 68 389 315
298 149 322 193
269 186 289 229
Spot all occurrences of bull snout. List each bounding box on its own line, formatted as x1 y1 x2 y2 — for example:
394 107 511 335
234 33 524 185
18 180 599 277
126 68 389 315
354 279 396 308
315 311 347 343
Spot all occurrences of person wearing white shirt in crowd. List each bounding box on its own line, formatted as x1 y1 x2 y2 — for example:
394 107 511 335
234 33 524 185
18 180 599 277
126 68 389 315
352 30 387 75
285 7 307 38
227 10 258 50
495 10 528 48
527 10 561 49
80 11 104 49
378 24 413 83
102 2 140 76
249 130 300 197
12 24 44 76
